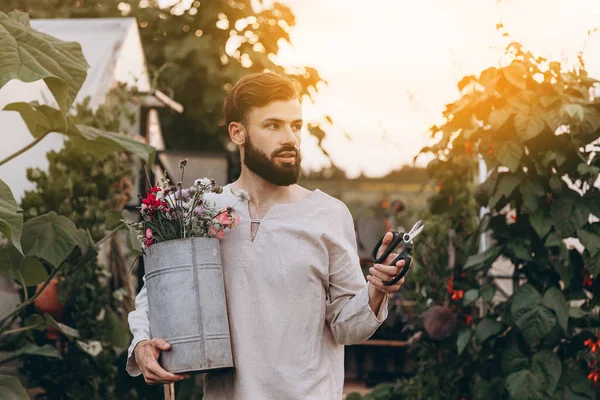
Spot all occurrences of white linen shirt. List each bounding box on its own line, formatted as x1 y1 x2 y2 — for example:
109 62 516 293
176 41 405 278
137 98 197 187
126 185 389 399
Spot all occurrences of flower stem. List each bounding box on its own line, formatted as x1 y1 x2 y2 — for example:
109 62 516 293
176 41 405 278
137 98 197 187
0 132 50 167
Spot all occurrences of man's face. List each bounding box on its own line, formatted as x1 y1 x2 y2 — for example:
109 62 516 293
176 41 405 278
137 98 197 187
242 98 303 186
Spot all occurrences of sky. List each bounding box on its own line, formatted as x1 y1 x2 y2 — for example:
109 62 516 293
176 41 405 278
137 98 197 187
269 0 600 177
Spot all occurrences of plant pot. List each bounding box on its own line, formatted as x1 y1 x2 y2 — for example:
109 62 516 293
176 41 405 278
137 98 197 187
143 237 234 374
34 278 65 340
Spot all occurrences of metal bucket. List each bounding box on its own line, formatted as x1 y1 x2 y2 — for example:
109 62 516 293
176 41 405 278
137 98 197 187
143 237 234 374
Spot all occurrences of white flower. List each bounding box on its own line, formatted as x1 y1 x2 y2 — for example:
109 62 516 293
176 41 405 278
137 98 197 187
237 189 250 203
194 178 212 187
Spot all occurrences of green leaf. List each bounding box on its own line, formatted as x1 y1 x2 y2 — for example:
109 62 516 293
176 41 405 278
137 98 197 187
4 103 156 167
0 178 23 254
464 289 479 305
12 343 60 358
474 377 505 400
515 113 546 142
561 104 584 122
126 227 143 258
569 308 588 319
105 210 126 230
505 370 544 399
578 227 600 258
464 244 503 270
21 211 79 268
73 228 93 254
106 309 132 350
23 315 46 331
520 180 544 214
489 109 512 130
545 232 562 247
503 61 528 90
0 374 28 400
475 318 504 343
44 314 79 339
489 173 524 209
530 209 553 238
532 349 562 395
495 141 522 173
583 251 600 278
511 284 542 311
542 287 569 332
17 256 48 286
515 306 556 345
0 11 89 114
481 284 496 302
507 241 533 261
501 346 529 376
582 190 600 219
551 195 588 238
457 329 472 355
542 150 566 168
549 175 564 193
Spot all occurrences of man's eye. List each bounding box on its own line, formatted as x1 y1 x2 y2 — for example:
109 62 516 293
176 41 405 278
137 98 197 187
292 125 302 132
267 123 279 129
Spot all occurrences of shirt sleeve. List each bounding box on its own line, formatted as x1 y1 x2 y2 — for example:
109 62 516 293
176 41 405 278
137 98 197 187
324 202 389 345
126 275 151 377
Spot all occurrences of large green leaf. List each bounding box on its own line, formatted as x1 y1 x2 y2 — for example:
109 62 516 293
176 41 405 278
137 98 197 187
0 178 23 254
475 318 504 343
0 11 89 114
502 61 528 90
578 225 600 258
501 346 529 376
11 343 60 358
464 244 503 270
489 109 512 130
551 195 588 238
511 284 542 312
464 289 479 305
495 141 522 173
480 284 496 302
4 102 156 167
542 287 569 332
21 211 79 268
520 179 545 215
530 209 552 239
0 374 28 400
532 350 562 395
489 173 524 209
17 256 48 286
583 190 600 219
515 113 545 142
505 370 544 399
514 306 556 345
457 329 471 355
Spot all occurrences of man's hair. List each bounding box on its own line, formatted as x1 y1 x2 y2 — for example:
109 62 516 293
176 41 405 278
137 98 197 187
223 72 301 126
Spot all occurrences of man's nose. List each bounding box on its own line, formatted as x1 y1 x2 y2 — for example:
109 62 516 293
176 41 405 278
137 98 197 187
280 125 298 146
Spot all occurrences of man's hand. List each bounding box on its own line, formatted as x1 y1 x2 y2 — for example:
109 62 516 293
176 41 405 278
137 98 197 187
134 338 191 385
367 231 408 294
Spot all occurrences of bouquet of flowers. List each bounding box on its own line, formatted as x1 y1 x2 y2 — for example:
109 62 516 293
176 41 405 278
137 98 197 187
124 159 249 249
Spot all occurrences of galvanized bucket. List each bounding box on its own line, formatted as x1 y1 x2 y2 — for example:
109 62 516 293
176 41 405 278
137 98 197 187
143 237 234 374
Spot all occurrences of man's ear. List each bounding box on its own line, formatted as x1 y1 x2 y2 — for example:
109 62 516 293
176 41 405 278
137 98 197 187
229 122 246 145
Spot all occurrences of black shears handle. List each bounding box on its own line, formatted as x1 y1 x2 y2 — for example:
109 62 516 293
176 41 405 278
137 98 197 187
371 231 412 286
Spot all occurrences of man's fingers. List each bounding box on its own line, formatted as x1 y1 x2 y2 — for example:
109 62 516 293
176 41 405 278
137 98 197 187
150 338 171 350
374 261 405 276
376 232 394 259
146 359 184 382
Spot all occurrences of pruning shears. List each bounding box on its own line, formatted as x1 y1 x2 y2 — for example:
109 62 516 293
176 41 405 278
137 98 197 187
371 220 424 286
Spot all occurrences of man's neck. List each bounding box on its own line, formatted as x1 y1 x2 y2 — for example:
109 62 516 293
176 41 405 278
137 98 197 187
230 167 296 207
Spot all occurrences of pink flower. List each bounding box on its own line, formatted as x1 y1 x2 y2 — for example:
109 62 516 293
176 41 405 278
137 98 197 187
209 225 225 239
215 208 235 227
146 229 153 239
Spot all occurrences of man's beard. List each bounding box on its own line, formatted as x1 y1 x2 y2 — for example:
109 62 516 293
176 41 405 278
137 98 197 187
243 132 302 186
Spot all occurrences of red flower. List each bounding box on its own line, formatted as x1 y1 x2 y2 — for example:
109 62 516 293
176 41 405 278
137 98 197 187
150 186 161 193
465 141 472 154
465 314 473 325
488 140 494 156
584 338 600 353
583 274 594 288
451 289 464 301
447 277 454 293
588 369 599 386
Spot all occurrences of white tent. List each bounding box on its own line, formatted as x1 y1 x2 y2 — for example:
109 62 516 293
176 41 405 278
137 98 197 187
0 17 151 201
